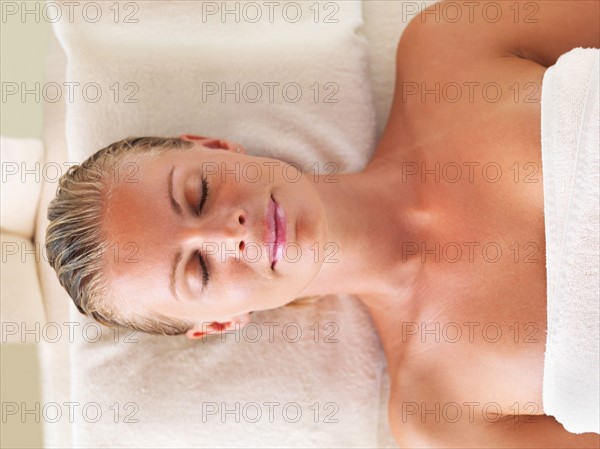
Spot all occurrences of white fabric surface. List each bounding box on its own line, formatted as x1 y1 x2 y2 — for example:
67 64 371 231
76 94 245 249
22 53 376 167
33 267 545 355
361 0 437 139
0 136 44 239
47 1 421 447
541 47 600 434
52 0 376 172
0 232 46 344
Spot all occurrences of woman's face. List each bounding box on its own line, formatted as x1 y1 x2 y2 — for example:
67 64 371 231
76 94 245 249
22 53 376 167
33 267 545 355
102 137 328 333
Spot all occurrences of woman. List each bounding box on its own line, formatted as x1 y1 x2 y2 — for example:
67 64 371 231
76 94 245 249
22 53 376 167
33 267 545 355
45 1 599 447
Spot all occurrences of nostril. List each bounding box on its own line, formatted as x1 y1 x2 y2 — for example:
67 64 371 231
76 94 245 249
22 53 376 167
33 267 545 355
239 240 245 251
238 215 245 225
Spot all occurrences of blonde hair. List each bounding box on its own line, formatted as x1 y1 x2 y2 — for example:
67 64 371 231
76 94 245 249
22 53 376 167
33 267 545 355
45 136 320 336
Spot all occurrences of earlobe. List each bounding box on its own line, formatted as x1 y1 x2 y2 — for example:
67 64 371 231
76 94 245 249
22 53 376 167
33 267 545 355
186 315 252 339
185 328 207 340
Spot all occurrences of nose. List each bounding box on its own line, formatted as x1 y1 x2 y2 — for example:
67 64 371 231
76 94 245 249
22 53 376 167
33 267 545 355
180 207 249 259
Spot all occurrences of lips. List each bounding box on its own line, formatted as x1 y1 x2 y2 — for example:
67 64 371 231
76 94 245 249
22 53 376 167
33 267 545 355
266 195 287 268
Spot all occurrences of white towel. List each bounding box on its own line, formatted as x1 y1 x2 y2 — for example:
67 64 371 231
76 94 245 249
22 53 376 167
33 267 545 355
52 0 376 172
541 47 600 434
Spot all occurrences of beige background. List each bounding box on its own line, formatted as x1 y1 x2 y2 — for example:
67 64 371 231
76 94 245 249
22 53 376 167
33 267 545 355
1 1 50 447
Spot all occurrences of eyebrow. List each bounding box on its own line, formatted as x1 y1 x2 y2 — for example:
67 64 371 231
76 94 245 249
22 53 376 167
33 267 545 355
170 250 183 302
168 166 181 301
168 166 182 216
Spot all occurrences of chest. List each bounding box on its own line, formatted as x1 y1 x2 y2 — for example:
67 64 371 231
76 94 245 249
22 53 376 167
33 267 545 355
367 96 550 424
374 243 549 444
370 46 552 446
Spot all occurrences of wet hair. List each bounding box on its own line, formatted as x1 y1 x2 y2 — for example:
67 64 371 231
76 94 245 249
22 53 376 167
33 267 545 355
45 136 319 336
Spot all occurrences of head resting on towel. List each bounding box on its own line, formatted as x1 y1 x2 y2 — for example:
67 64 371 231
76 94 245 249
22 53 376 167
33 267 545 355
45 135 327 337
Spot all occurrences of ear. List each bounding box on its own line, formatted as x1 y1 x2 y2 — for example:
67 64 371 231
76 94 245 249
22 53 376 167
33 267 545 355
185 321 214 340
185 328 208 340
184 314 252 340
179 134 245 154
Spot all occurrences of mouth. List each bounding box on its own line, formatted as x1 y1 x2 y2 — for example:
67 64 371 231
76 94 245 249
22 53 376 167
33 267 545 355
266 194 287 269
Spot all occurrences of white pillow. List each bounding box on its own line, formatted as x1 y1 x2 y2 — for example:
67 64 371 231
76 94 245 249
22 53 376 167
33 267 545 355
0 136 44 239
51 1 392 447
53 0 376 170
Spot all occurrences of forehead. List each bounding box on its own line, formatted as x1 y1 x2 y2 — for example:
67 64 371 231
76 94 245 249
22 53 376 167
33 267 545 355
100 150 182 311
103 154 168 250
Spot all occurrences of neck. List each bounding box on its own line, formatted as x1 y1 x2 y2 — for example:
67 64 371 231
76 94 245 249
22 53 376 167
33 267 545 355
298 165 425 299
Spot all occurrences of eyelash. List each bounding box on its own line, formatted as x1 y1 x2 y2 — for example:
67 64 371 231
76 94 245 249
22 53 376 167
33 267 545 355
197 175 209 215
197 174 210 287
198 252 209 287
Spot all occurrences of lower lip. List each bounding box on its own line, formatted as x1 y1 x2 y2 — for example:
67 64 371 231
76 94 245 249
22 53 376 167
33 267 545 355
267 196 287 268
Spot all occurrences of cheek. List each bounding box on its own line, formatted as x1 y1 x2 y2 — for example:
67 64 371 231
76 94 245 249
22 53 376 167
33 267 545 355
213 172 263 208
217 267 290 306
210 264 259 301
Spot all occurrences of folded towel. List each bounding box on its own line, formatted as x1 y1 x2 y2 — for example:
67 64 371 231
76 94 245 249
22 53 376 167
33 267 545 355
541 47 600 434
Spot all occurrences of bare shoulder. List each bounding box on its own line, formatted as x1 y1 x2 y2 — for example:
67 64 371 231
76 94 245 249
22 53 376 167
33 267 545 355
388 367 600 449
391 411 600 449
397 0 599 70
381 1 554 162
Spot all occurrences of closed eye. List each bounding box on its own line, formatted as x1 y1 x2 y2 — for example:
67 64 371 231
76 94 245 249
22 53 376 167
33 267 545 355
197 174 209 215
196 173 210 287
198 251 209 287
